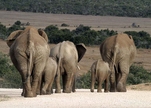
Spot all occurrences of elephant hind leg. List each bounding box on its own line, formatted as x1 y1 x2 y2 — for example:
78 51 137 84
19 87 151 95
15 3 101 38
117 62 128 92
63 73 74 93
104 78 109 92
97 79 103 92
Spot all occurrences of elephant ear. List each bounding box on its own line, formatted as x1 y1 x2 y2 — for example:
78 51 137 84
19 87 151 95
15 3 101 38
38 29 49 43
6 30 23 47
76 43 86 62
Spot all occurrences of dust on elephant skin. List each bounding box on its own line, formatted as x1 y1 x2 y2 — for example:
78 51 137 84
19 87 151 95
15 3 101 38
100 33 136 92
50 41 86 93
6 26 50 97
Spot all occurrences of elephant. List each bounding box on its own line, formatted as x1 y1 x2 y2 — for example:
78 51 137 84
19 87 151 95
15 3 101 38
37 57 57 95
90 59 110 93
50 41 86 93
100 33 136 92
6 26 50 97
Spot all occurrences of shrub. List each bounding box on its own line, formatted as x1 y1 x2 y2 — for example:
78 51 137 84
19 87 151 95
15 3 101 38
61 23 69 27
127 65 151 85
0 52 22 88
76 65 151 89
76 71 91 89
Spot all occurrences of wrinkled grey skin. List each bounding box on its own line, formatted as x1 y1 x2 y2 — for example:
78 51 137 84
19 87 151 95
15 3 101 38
50 41 86 93
37 57 57 95
100 33 136 92
6 26 50 97
90 59 110 93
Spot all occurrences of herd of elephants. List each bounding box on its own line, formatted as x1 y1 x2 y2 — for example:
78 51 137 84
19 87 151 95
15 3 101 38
6 26 136 97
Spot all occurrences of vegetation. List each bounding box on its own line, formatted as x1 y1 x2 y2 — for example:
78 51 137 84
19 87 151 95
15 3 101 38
76 65 151 89
0 52 22 88
1 21 151 48
124 31 151 48
0 0 151 17
0 21 151 88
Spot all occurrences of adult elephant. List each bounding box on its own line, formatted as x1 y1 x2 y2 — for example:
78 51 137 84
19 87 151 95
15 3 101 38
6 26 50 97
50 41 86 93
100 33 136 92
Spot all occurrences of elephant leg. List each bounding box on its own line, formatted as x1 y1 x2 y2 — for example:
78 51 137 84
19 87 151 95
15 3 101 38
43 76 55 95
31 64 45 97
46 78 54 95
21 77 25 96
64 73 73 93
46 81 54 94
117 62 129 92
90 72 95 92
55 72 61 93
97 79 102 92
37 74 42 95
62 73 67 92
104 77 109 92
110 66 116 92
10 54 32 97
16 57 33 97
71 76 76 92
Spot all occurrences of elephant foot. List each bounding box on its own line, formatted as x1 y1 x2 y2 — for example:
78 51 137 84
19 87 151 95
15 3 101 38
63 89 71 93
72 89 76 92
21 92 24 96
110 89 116 92
55 89 61 93
97 90 102 93
36 91 40 95
24 91 35 97
110 87 116 92
104 90 109 93
117 82 126 92
90 89 94 92
46 92 52 95
41 89 46 95
63 91 71 93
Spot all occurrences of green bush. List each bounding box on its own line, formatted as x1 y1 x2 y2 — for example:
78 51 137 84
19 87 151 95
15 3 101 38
127 65 151 85
0 52 22 88
76 65 151 89
76 71 91 89
125 31 151 49
0 23 7 40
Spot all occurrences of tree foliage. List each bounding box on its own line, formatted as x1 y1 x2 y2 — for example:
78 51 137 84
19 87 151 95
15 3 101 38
0 0 151 17
0 21 151 48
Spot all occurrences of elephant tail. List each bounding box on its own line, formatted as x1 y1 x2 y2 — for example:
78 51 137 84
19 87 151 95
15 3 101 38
110 35 118 73
96 60 99 74
57 41 65 75
25 32 33 83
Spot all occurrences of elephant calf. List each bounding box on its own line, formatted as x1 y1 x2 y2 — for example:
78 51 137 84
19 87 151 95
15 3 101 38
37 57 57 95
90 59 110 93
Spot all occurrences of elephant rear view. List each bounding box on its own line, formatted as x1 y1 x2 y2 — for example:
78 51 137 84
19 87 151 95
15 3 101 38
100 33 136 92
6 26 50 97
50 41 86 93
90 59 110 93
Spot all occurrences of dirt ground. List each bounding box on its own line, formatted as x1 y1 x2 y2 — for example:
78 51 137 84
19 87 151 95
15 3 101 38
0 88 151 108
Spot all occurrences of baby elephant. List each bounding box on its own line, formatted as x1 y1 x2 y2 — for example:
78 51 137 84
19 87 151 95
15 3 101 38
90 59 110 93
37 57 57 95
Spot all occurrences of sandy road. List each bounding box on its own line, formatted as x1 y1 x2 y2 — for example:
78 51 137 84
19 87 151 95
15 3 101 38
0 88 151 108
